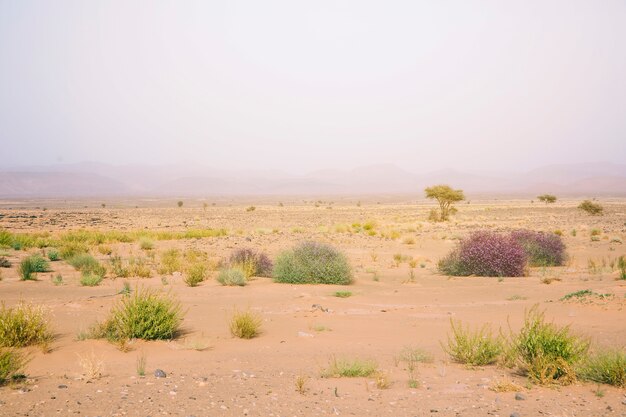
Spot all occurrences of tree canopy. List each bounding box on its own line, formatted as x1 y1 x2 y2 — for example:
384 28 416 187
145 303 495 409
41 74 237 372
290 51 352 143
425 185 465 221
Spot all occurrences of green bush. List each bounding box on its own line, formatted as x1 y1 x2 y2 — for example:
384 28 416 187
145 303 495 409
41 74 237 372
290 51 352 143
229 310 262 339
68 253 106 277
59 242 89 260
0 302 53 347
102 288 182 341
273 241 352 285
158 249 181 275
579 349 626 387
184 263 208 287
578 200 603 215
19 254 50 280
444 320 503 366
321 357 378 378
217 268 247 286
80 273 103 287
0 348 28 386
139 238 155 250
47 248 60 261
511 307 589 385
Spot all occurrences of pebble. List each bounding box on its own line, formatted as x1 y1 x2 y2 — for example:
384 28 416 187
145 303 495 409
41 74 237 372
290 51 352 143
58 385 68 389
154 369 167 378
511 413 521 417
514 393 526 401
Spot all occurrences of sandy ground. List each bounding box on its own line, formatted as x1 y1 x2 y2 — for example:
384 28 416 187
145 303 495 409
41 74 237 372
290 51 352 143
0 198 625 417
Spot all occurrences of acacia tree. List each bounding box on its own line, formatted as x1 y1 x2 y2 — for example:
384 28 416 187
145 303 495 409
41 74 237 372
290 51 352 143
537 194 557 204
425 185 465 221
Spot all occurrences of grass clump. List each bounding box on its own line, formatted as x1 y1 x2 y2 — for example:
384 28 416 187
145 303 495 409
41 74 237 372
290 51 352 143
618 255 626 280
68 253 106 278
0 302 53 347
217 268 247 286
443 320 503 366
80 273 103 287
579 349 626 387
321 357 378 378
273 241 352 285
438 231 527 277
158 249 182 275
46 248 60 261
19 254 50 280
228 248 272 278
139 238 155 251
560 289 592 300
229 310 262 339
0 349 28 386
334 291 352 298
511 306 589 385
95 288 183 341
578 200 603 215
184 263 208 287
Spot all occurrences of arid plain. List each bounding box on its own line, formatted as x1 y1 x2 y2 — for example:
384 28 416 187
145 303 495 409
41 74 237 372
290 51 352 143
1 197 625 417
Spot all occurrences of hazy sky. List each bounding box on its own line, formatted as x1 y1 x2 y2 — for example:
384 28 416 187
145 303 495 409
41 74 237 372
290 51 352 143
1 1 625 174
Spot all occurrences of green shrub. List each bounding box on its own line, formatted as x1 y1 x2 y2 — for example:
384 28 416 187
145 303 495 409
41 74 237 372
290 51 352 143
334 291 352 298
578 200 603 215
618 256 626 280
68 253 106 278
80 273 103 287
273 241 352 285
0 348 28 386
47 248 60 261
321 357 378 378
109 255 129 278
59 242 89 259
158 249 181 275
0 302 53 347
127 257 152 278
228 248 272 278
184 263 208 287
19 254 50 280
139 238 155 250
217 268 247 286
229 310 262 339
102 288 182 341
579 349 626 387
511 307 589 385
444 320 503 366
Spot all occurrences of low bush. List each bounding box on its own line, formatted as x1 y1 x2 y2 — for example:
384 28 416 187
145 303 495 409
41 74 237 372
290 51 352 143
98 288 183 341
158 249 181 275
0 348 28 386
273 241 352 285
579 349 626 387
59 242 89 260
511 307 589 385
184 263 207 287
217 268 247 286
0 302 53 347
321 357 378 378
229 310 262 339
46 248 60 261
68 254 106 278
438 231 527 277
578 200 603 215
510 230 566 267
139 238 155 250
228 248 272 278
444 320 503 366
0 257 10 268
19 254 50 280
80 273 103 287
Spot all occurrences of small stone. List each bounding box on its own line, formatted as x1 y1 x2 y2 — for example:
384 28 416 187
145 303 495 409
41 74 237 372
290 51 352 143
58 385 68 389
510 413 521 417
154 369 167 378
515 393 526 401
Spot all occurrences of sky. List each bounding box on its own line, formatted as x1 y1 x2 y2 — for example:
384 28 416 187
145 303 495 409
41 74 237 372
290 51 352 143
1 0 625 174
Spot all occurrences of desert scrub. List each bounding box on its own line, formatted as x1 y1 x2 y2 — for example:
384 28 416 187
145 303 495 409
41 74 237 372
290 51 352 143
229 310 262 339
334 291 352 298
80 273 103 286
511 306 589 385
578 349 626 387
19 254 50 280
438 231 527 277
68 254 106 278
217 268 247 286
510 230 566 267
578 200 603 215
228 248 272 278
127 256 152 278
0 302 53 347
158 249 182 274
138 237 155 251
273 241 352 285
96 288 183 341
46 248 60 261
444 320 503 366
184 263 207 287
0 348 28 386
321 357 378 378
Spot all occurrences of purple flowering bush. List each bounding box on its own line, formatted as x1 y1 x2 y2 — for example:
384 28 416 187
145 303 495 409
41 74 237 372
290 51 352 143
510 230 566 267
439 231 527 277
228 248 273 278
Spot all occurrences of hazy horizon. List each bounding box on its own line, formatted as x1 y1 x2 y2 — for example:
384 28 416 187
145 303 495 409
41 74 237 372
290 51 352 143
1 1 625 174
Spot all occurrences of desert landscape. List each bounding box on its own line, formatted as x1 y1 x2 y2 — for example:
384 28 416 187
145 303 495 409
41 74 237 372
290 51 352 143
1 197 625 416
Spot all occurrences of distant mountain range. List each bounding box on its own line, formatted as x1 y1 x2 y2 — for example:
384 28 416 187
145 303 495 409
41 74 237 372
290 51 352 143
1 162 625 198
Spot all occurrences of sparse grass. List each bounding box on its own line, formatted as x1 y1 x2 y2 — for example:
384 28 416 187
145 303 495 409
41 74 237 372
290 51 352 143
618 256 626 280
136 351 147 377
443 320 503 366
19 254 50 280
184 263 207 287
489 378 523 392
47 248 60 261
158 249 181 275
109 255 129 278
77 351 105 380
139 237 155 251
578 349 626 387
334 291 352 298
511 306 589 385
375 372 391 389
217 268 247 286
229 310 262 339
68 254 106 278
273 241 352 285
0 302 54 348
295 375 308 394
321 357 378 378
228 248 272 278
0 348 28 386
507 295 528 301
80 272 103 286
560 289 613 301
127 256 152 278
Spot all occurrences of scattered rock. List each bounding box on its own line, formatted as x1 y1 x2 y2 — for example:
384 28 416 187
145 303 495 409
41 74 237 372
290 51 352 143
510 413 521 417
58 385 68 389
515 393 526 401
298 331 314 338
154 369 167 378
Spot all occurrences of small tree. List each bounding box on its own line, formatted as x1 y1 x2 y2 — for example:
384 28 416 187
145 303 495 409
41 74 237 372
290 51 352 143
177 201 183 208
537 194 557 204
425 185 465 221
